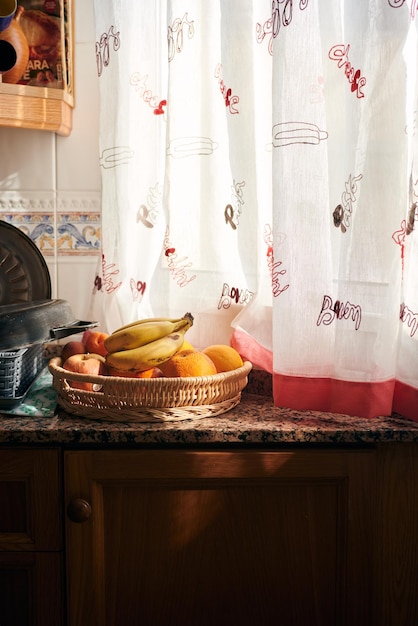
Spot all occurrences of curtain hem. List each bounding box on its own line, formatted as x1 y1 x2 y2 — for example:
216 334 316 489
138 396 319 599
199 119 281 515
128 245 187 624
272 374 397 419
231 329 273 374
393 380 418 423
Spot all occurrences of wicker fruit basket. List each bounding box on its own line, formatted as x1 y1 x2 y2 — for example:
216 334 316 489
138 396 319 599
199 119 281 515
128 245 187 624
48 357 252 422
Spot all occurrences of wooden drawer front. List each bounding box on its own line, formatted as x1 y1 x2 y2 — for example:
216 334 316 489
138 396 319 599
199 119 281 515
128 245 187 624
0 552 63 626
0 448 61 551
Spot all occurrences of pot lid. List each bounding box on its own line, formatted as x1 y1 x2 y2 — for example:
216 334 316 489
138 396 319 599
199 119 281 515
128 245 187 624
0 299 98 350
0 220 51 305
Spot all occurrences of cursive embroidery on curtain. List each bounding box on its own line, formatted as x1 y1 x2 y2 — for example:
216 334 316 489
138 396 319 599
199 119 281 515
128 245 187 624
130 72 167 116
168 13 195 62
392 202 417 274
137 183 162 228
328 44 366 98
93 253 122 294
272 121 328 147
333 173 363 233
93 275 102 292
99 146 134 169
218 283 254 309
163 227 197 287
256 0 309 56
388 0 418 18
406 202 417 234
392 220 407 274
130 278 146 302
214 64 239 114
96 26 120 77
316 295 362 330
264 224 289 297
166 136 218 158
400 302 418 337
224 180 245 230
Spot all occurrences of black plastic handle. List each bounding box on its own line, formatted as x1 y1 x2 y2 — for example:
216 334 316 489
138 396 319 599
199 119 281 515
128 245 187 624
50 320 99 340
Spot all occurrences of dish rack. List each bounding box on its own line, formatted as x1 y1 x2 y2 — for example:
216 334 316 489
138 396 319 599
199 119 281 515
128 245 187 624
48 358 253 422
0 344 47 409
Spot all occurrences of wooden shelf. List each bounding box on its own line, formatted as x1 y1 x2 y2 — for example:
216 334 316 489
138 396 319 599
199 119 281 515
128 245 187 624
0 0 74 136
0 81 74 136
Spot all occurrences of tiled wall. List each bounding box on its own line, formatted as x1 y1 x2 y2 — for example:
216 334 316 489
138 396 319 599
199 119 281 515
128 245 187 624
0 0 101 322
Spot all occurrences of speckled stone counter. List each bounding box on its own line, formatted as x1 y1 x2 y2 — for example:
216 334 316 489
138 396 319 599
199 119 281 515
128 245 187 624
1 392 418 446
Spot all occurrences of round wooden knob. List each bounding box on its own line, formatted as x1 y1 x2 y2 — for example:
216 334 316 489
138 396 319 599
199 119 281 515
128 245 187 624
67 498 92 523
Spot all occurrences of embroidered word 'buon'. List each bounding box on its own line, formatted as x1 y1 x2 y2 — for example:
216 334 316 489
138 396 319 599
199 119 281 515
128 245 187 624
400 302 418 338
316 295 362 331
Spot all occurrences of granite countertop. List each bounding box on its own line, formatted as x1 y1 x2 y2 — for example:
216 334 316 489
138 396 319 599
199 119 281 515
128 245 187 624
1 391 418 446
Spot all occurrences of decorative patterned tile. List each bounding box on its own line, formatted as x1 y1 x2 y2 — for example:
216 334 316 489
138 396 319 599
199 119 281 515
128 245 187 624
56 211 101 255
0 192 101 256
0 212 55 254
57 190 101 256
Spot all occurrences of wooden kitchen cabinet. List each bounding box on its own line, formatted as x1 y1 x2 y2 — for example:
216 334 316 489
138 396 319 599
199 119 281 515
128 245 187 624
0 442 415 626
0 448 63 626
64 448 376 626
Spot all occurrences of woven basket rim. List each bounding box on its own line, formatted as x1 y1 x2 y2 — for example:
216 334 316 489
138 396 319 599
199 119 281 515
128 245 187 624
48 357 252 421
48 357 252 387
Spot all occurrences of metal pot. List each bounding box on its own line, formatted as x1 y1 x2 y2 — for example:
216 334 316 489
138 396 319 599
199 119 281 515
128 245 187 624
0 299 98 350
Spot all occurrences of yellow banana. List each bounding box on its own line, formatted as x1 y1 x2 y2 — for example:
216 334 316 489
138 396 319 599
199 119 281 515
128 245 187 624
105 313 193 353
105 328 188 372
112 312 193 334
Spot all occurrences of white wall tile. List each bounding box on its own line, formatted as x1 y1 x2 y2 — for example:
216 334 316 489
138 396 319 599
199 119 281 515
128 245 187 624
74 0 96 44
0 127 55 191
56 256 99 321
46 259 58 300
56 41 101 191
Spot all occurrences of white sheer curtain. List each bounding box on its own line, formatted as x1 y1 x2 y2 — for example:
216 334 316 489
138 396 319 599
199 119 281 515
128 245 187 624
91 0 418 420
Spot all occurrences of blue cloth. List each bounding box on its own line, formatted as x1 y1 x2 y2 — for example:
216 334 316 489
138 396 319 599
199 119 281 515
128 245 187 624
1 368 57 417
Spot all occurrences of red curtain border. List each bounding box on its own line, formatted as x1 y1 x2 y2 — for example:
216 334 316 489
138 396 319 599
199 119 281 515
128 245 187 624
230 329 273 373
273 374 418 421
231 329 418 421
393 380 418 422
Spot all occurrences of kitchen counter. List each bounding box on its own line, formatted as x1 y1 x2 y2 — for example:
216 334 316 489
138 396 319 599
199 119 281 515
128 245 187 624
1 371 417 626
1 391 418 446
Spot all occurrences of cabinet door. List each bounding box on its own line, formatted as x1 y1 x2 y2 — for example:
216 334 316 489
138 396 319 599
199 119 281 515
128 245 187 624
65 448 375 626
0 448 61 551
0 448 63 626
374 443 418 626
0 552 63 626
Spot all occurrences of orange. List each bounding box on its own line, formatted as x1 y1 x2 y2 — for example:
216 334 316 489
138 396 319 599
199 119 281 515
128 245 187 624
83 330 109 357
202 344 243 373
160 349 217 378
107 366 163 378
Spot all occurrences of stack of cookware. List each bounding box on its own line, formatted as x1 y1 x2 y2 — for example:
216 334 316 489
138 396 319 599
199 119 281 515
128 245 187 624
0 221 96 409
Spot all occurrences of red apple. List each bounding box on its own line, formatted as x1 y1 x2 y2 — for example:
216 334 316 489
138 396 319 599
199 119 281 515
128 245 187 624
62 353 107 391
61 340 86 363
82 330 109 357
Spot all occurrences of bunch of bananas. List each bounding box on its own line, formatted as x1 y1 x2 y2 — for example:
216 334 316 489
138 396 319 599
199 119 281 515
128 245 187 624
104 313 194 373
